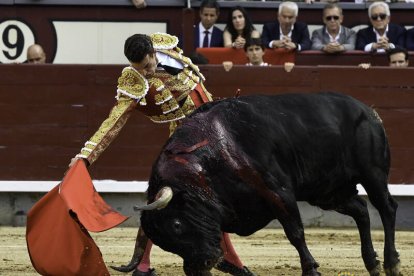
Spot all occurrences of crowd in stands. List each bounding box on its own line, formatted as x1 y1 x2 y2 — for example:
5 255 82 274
193 0 413 67
22 0 414 68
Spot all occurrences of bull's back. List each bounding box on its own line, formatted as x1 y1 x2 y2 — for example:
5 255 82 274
185 92 387 197
203 92 379 144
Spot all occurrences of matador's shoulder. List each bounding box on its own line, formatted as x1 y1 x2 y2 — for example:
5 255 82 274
150 32 179 51
117 67 149 101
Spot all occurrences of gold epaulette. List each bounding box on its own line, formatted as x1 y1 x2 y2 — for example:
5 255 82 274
116 67 149 103
151 33 179 50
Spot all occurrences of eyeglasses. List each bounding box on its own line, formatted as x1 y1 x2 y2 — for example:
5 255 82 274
325 16 340 21
371 13 387 21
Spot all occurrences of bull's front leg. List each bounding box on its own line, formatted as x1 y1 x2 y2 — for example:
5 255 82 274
219 144 319 275
273 190 320 276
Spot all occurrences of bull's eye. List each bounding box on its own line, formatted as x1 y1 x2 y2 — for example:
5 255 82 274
172 219 182 234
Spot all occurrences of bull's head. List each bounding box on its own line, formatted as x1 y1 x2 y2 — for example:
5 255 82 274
136 183 223 275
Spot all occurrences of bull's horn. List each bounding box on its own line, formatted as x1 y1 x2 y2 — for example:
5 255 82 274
134 186 173 211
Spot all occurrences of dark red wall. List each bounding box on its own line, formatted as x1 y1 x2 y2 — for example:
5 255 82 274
1 63 413 183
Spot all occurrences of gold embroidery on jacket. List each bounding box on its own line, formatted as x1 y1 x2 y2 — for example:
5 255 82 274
117 67 148 101
78 96 137 165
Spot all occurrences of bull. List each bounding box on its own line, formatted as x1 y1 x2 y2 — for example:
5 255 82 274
136 93 400 276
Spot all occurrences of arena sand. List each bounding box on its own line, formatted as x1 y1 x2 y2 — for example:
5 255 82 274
1 226 414 275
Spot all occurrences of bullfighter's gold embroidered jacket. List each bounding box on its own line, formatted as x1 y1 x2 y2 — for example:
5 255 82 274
75 33 212 165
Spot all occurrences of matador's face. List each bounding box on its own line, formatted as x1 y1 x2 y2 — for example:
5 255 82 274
130 53 158 77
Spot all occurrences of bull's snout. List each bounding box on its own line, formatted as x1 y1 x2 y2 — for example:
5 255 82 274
183 249 222 276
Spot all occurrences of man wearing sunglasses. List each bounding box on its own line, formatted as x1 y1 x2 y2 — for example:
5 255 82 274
356 2 406 52
311 3 356 53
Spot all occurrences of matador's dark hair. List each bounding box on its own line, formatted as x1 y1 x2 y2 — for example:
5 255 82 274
124 34 155 63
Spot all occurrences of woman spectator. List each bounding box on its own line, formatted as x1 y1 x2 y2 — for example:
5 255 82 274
223 6 260 49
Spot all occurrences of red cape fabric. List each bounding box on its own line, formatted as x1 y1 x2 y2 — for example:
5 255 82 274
59 160 128 232
26 185 110 275
26 160 129 275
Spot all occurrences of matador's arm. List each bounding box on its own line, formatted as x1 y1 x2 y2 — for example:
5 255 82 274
75 96 137 166
72 67 149 166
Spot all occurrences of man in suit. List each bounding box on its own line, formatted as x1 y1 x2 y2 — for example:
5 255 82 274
311 3 356 53
406 28 414 51
194 0 224 49
356 2 406 52
262 1 311 51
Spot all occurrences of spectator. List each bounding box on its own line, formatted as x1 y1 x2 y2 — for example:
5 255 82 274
355 2 405 52
262 1 311 51
26 44 46 64
245 38 269 66
222 38 268 72
406 28 414 51
387 47 409 68
194 0 223 49
311 3 356 53
358 47 409 69
223 6 260 49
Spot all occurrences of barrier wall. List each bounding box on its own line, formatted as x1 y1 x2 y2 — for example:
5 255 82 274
0 64 413 184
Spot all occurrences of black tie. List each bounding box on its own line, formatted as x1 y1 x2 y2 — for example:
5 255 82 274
202 30 209 47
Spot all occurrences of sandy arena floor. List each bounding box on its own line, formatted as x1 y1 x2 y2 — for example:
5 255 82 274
1 226 413 275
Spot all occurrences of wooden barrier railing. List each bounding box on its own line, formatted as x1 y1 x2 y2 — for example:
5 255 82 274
0 64 413 184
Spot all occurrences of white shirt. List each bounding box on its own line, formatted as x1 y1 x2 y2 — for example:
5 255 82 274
325 26 342 43
270 25 301 51
364 25 395 53
246 62 269 66
199 23 214 48
156 51 183 69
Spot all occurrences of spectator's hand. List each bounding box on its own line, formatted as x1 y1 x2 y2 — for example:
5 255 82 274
374 36 390 50
324 42 345 53
284 62 295 73
305 0 315 4
272 40 285 49
283 41 297 50
131 0 147 9
280 37 295 50
233 36 246 49
358 63 371 69
222 61 234 72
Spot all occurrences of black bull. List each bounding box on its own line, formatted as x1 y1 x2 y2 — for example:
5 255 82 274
138 93 400 276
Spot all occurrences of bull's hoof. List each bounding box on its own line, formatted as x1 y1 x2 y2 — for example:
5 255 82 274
302 271 321 276
384 261 402 276
132 268 157 276
215 260 256 276
368 260 381 276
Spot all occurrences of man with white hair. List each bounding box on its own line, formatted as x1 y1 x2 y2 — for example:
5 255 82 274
356 1 406 52
261 1 311 51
